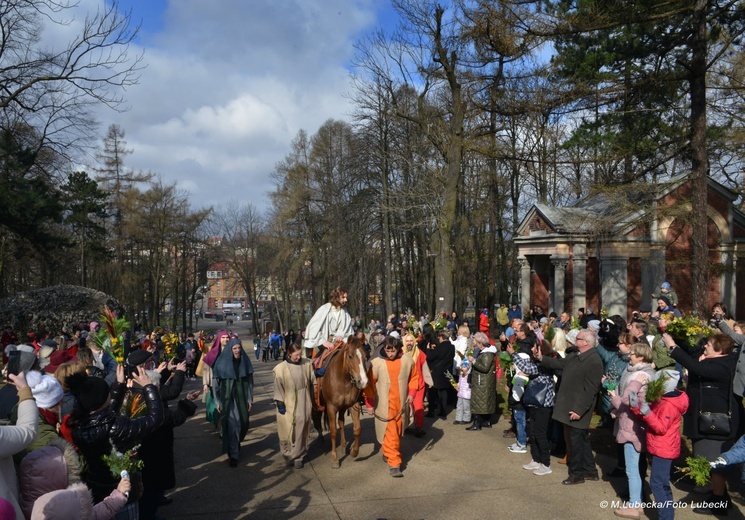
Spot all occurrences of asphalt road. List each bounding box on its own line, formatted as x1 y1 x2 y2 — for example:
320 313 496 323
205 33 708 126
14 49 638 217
161 320 745 520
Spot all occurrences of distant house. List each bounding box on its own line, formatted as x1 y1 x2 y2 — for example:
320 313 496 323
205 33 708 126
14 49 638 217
514 174 745 320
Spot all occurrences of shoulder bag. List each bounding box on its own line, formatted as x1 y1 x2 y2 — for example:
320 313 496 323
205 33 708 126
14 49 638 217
698 379 732 436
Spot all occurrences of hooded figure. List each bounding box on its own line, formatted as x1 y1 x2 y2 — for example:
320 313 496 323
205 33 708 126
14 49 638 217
212 338 254 466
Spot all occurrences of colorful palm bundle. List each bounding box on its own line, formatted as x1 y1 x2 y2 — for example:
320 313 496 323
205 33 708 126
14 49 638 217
161 333 180 360
91 306 130 364
121 390 148 419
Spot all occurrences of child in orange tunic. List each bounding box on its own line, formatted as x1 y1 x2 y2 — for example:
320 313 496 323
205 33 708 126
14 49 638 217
364 336 417 477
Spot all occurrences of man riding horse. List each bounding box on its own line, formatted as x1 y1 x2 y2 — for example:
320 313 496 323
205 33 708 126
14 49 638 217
303 287 355 408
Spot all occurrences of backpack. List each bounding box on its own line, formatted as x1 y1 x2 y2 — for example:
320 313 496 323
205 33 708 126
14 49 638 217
270 335 280 347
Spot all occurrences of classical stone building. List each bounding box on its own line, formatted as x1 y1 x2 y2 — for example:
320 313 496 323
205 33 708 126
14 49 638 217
514 175 745 320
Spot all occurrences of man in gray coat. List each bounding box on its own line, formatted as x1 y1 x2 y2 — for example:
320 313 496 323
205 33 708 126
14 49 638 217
535 329 603 485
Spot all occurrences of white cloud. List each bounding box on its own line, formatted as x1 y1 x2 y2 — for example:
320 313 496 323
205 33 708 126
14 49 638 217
87 0 384 212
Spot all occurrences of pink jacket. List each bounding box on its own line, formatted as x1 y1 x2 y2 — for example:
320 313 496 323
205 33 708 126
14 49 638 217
31 481 127 520
610 364 653 453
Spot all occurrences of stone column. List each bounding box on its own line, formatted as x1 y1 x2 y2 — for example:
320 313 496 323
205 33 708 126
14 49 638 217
518 256 531 315
601 256 629 317
572 244 587 314
551 256 569 316
720 249 736 315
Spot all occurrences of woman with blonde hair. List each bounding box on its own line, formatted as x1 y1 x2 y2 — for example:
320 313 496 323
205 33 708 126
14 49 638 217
54 361 87 417
453 324 471 372
552 328 568 357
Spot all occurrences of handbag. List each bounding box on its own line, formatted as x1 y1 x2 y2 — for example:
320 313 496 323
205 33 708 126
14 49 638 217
698 381 732 436
523 377 551 407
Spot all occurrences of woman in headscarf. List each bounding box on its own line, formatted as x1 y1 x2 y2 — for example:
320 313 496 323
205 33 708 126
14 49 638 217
201 331 230 428
273 340 315 468
212 337 254 467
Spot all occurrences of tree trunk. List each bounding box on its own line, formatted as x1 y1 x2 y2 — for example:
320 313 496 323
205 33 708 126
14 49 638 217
690 0 709 317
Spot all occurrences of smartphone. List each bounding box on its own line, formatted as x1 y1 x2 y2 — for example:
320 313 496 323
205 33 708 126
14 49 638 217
6 350 21 377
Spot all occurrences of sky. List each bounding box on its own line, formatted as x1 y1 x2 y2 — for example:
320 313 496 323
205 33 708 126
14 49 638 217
74 0 398 213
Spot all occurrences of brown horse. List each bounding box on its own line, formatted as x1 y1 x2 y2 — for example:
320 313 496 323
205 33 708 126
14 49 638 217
314 336 369 468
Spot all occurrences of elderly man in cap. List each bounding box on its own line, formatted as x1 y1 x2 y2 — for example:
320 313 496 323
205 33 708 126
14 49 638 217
534 329 603 485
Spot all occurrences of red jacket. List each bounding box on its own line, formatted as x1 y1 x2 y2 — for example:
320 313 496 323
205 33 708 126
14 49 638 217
479 313 491 339
633 391 689 459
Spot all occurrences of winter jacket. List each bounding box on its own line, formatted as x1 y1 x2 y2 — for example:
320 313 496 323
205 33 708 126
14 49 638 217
633 390 689 459
30 481 127 520
0 386 37 520
539 347 603 429
470 347 497 415
610 362 654 453
670 346 740 440
508 307 522 322
19 439 84 518
457 373 471 400
596 344 629 414
71 382 163 503
139 371 196 492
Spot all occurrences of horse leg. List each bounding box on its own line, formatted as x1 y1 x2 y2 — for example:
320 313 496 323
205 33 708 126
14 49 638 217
351 405 361 458
336 408 348 454
327 405 340 468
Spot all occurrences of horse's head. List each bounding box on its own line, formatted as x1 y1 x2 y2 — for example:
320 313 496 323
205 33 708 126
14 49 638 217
343 337 369 390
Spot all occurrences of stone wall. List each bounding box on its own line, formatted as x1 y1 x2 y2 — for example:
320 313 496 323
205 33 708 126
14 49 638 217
0 285 125 336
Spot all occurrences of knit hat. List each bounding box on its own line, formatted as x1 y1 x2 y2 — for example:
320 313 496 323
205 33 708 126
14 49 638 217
38 345 56 370
45 350 76 374
658 296 671 307
16 344 38 374
26 370 64 409
566 329 580 345
65 373 110 413
587 320 601 332
89 321 99 332
661 282 671 291
539 317 549 324
504 327 515 338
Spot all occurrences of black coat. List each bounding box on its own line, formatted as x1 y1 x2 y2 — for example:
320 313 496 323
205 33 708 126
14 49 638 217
72 382 164 502
539 347 603 429
139 370 196 491
426 340 455 389
671 346 740 440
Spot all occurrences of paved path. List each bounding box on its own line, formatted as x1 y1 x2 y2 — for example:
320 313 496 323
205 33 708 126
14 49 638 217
163 326 745 519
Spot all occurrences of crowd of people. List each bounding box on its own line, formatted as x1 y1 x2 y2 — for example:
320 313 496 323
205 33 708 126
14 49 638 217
5 278 745 519
0 324 226 520
278 283 745 520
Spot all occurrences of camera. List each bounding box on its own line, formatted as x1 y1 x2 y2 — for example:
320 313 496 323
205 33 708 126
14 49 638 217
713 312 724 322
